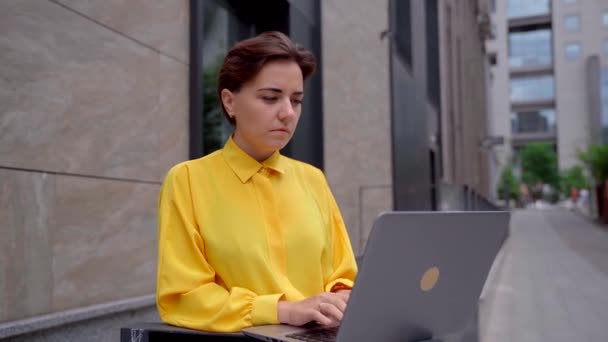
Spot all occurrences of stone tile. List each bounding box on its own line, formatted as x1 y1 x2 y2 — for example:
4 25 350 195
51 175 157 311
322 0 392 186
0 169 53 321
54 0 189 64
159 55 189 180
322 0 392 256
0 0 160 181
358 186 392 254
330 187 360 255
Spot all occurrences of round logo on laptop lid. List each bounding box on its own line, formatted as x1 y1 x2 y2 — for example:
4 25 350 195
420 266 440 291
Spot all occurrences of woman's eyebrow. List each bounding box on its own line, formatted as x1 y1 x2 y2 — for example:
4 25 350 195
257 87 282 93
256 87 304 96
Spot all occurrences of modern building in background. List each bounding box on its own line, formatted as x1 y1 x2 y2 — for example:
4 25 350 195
0 0 494 340
486 0 608 194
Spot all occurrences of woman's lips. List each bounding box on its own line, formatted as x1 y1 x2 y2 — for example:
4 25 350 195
272 128 290 133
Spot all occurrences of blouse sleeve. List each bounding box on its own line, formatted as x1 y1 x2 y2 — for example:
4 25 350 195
156 164 284 332
320 175 358 293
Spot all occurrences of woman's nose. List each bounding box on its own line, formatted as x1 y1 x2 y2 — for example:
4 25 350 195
279 99 296 119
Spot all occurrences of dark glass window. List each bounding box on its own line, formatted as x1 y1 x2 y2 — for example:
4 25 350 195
284 1 324 168
425 0 440 108
393 0 412 68
511 109 556 134
509 29 552 68
201 1 254 155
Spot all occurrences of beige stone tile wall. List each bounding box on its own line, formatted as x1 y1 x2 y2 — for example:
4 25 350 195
53 0 189 64
0 169 54 321
51 176 157 312
322 0 393 255
159 55 190 178
358 186 393 253
0 0 189 321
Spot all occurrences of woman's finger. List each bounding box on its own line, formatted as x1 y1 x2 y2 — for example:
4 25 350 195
319 302 344 322
336 290 350 302
324 294 347 313
311 308 332 326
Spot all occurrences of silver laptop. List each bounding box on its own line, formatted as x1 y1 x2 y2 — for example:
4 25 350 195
243 211 510 342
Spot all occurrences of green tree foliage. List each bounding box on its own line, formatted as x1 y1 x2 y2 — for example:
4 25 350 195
578 144 608 184
560 166 589 196
497 165 520 201
520 143 559 189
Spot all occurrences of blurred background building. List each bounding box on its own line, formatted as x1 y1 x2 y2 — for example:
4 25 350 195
486 0 608 193
1 0 496 340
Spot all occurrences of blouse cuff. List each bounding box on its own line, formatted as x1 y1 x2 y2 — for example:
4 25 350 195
325 278 355 293
251 293 284 326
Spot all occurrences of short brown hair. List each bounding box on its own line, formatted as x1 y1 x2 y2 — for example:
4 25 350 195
217 31 316 126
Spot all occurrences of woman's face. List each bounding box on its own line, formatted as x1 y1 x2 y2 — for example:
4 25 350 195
221 60 304 161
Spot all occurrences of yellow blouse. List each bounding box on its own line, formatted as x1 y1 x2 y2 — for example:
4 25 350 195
156 137 358 332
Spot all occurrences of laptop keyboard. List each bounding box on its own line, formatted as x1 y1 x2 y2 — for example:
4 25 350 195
285 327 339 342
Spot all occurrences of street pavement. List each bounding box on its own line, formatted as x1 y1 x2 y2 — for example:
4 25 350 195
479 209 608 342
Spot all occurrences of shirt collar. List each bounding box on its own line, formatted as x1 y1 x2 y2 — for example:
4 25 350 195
222 136 287 183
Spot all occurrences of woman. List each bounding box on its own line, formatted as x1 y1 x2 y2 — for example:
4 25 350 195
156 31 357 333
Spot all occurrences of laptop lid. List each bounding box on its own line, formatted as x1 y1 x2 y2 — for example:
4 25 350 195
334 211 509 342
244 211 509 342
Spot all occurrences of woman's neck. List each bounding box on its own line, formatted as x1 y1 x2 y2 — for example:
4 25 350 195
232 131 273 162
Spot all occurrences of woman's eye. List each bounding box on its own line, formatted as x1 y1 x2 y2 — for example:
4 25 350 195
262 97 278 102
291 99 303 105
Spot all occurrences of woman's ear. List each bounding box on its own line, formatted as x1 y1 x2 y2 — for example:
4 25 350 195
221 89 235 118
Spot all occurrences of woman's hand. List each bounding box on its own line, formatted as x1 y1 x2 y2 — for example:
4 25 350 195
277 291 351 327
